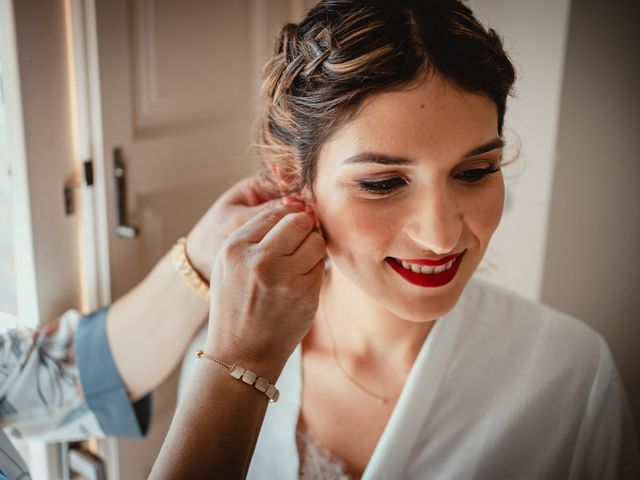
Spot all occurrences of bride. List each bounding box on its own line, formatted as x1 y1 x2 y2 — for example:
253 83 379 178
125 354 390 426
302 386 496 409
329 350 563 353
151 1 639 479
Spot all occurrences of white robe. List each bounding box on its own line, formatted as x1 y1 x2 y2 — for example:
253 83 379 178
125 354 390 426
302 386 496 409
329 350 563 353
181 277 640 479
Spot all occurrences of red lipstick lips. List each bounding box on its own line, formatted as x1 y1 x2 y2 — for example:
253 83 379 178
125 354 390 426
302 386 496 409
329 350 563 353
385 250 466 288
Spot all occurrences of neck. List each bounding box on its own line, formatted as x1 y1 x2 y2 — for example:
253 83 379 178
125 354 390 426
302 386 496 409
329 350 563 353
319 264 436 372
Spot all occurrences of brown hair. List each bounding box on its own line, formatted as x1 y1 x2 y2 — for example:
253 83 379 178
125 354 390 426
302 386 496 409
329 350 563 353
257 0 516 197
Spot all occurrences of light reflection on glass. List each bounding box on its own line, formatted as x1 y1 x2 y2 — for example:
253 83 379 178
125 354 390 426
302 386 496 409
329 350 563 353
0 59 18 315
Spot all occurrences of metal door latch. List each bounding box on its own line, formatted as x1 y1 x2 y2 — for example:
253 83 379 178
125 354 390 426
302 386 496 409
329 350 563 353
113 147 139 238
63 160 94 215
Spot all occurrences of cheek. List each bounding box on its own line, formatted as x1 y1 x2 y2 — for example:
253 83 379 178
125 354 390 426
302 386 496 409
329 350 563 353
316 196 399 258
468 178 505 240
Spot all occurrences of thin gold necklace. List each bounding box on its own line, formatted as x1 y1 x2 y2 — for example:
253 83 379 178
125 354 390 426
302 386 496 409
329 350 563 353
322 300 401 405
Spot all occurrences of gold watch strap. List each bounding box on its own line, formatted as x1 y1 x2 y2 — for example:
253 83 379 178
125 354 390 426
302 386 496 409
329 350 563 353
171 237 210 300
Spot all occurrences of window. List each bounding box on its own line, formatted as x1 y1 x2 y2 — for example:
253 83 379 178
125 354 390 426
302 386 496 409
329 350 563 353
0 59 17 315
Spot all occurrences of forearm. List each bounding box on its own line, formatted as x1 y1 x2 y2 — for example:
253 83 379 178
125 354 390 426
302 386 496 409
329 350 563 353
107 251 209 401
149 352 287 479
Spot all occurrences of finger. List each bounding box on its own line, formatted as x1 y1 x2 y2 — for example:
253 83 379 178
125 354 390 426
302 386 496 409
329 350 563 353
244 198 284 216
219 177 262 207
258 211 315 256
226 176 280 207
230 203 305 245
288 231 326 273
285 197 319 230
229 198 285 231
302 256 326 284
282 194 306 206
238 196 306 229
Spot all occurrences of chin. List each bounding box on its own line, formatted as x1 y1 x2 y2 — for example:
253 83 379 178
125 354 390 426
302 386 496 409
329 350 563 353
387 262 478 322
393 292 460 323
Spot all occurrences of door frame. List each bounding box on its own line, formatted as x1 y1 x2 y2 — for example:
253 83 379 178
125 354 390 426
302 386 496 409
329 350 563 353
68 0 120 475
0 0 57 476
1 0 105 477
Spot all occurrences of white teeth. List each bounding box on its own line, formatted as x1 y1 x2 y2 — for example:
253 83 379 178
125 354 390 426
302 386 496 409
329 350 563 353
397 257 457 274
433 264 447 274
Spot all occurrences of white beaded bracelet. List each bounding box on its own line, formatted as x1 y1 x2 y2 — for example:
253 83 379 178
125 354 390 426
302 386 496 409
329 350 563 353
196 350 280 403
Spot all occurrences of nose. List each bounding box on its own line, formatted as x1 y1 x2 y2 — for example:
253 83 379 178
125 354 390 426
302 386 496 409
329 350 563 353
404 189 463 255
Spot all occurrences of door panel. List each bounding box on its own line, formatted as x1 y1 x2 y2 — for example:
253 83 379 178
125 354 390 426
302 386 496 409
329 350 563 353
132 0 253 132
94 0 290 477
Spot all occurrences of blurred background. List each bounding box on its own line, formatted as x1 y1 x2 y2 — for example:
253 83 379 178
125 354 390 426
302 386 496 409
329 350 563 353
1 0 638 477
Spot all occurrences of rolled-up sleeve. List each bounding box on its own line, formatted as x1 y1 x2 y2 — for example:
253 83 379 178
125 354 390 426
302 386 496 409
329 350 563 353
75 307 151 437
0 308 151 443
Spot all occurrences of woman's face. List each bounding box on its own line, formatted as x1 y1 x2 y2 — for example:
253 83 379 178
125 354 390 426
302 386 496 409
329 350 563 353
310 75 505 322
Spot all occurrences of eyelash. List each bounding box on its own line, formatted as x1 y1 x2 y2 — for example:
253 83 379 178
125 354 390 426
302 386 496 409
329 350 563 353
358 166 501 195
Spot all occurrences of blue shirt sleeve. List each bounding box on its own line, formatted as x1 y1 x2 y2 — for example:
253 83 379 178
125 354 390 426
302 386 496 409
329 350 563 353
75 307 152 437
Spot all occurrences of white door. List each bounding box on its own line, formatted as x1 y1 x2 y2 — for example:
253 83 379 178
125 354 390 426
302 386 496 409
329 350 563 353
90 0 290 477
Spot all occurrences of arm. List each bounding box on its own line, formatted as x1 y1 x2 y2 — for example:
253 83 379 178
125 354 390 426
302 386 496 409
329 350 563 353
152 348 288 479
107 176 280 401
150 200 326 479
0 177 278 439
106 252 209 401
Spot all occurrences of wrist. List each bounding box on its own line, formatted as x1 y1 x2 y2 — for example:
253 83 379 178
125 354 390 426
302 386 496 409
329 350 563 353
184 233 211 281
195 349 283 403
171 237 210 300
204 339 289 384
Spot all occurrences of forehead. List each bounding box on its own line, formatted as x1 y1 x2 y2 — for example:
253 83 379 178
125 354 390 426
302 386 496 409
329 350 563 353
318 75 499 167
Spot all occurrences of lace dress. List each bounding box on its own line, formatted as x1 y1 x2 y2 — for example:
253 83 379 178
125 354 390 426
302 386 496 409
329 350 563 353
296 421 360 480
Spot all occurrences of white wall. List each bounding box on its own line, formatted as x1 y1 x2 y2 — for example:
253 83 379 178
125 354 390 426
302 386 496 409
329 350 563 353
468 0 572 300
542 0 640 434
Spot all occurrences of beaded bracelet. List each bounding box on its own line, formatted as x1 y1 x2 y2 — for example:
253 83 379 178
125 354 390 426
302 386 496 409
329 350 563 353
196 350 280 403
171 237 210 301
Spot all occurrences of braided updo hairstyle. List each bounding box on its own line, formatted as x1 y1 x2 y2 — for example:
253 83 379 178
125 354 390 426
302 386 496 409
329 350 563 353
257 0 516 197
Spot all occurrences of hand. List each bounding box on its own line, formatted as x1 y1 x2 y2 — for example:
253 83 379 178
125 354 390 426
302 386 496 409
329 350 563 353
185 176 281 281
205 201 326 366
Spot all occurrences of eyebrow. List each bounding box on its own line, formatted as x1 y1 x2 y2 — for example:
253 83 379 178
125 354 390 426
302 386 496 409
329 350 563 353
341 137 505 166
464 137 505 158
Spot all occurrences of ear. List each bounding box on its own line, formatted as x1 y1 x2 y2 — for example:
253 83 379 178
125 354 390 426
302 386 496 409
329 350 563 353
300 184 315 204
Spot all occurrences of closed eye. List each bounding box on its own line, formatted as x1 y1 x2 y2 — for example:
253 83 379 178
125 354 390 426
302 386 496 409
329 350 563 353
357 165 501 196
455 166 501 184
358 177 407 195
